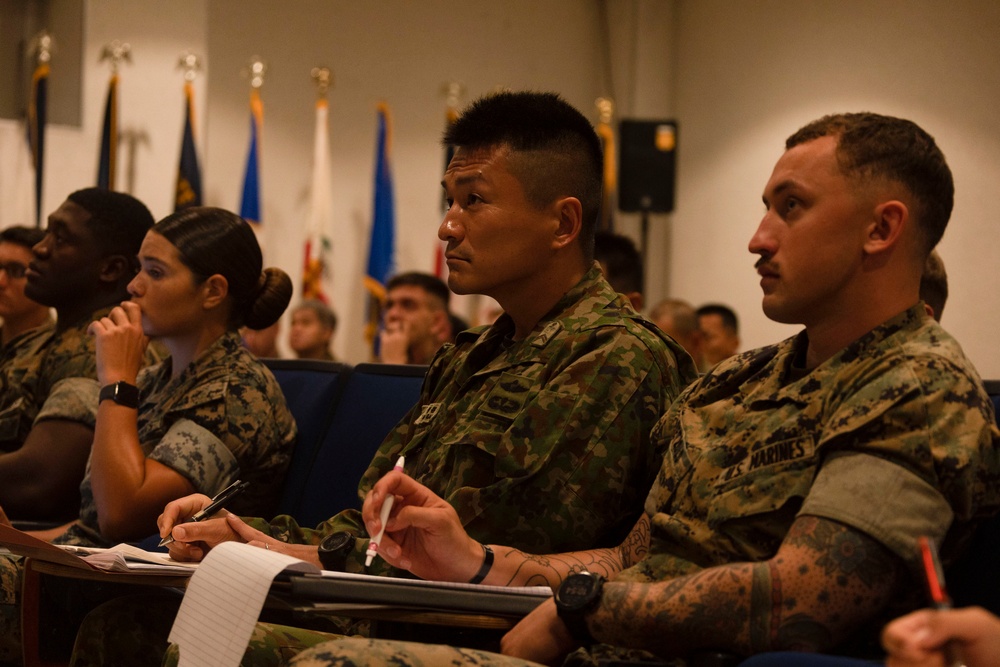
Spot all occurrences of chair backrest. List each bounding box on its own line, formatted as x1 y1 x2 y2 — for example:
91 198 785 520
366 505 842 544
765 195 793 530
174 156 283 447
945 379 1000 614
264 359 351 519
293 363 427 528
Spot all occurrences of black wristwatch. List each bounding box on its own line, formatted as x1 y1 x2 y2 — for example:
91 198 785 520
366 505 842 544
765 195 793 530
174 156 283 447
555 571 605 645
317 531 356 571
99 381 140 409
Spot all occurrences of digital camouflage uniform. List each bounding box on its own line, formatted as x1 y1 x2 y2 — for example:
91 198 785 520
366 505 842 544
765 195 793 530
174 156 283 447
285 305 1000 667
0 317 54 367
71 264 697 667
0 312 103 453
2 331 296 663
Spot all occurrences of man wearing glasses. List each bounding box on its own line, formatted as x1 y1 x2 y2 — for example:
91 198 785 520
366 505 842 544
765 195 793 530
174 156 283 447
0 226 52 356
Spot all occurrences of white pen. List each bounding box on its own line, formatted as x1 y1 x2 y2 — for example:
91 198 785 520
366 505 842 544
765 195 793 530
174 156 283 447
365 455 405 567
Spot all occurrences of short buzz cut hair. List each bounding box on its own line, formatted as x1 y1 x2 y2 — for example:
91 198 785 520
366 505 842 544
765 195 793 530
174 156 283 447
387 271 450 310
66 188 155 272
444 91 603 260
696 303 739 334
920 249 948 322
0 226 45 250
785 112 953 256
294 299 338 331
594 230 643 296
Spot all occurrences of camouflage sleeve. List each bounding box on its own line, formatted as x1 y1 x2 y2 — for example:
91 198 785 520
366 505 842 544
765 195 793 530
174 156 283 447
33 377 101 427
147 418 240 497
800 452 952 574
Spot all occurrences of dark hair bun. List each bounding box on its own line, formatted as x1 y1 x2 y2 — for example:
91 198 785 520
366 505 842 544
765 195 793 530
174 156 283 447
243 267 293 330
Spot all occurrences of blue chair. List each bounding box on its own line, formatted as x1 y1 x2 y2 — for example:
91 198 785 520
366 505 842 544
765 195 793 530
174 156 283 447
292 363 426 528
264 359 351 521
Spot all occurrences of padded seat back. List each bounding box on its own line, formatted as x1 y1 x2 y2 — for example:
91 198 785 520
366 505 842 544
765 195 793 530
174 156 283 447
293 363 426 528
264 359 351 520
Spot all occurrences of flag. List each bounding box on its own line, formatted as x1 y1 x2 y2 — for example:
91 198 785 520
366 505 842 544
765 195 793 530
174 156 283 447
363 103 396 348
434 105 459 278
174 81 202 211
596 117 616 232
302 96 333 303
27 62 48 226
97 74 118 190
239 88 263 224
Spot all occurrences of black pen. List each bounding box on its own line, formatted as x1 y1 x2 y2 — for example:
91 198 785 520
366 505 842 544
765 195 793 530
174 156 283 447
158 480 249 547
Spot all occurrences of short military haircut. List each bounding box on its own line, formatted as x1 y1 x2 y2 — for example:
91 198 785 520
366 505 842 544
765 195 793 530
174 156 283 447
696 303 739 334
785 112 953 255
649 298 699 337
594 231 644 296
66 188 154 271
295 299 338 331
444 91 603 260
0 226 45 249
920 250 948 322
387 271 450 309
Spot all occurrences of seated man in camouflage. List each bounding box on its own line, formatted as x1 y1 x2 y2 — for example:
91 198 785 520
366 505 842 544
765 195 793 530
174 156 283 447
0 226 52 356
285 113 1000 666
0 188 157 522
70 90 697 667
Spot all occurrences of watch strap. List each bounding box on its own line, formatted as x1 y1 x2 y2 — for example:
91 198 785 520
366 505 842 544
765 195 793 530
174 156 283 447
99 381 140 409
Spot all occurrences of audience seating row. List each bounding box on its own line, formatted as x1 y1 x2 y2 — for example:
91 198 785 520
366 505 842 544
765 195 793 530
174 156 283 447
265 359 427 528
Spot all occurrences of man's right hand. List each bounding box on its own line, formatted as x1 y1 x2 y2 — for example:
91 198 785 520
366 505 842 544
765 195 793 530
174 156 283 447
378 321 411 364
362 471 485 583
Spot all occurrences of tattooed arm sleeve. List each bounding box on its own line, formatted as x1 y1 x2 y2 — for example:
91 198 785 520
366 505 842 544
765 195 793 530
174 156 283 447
584 515 902 657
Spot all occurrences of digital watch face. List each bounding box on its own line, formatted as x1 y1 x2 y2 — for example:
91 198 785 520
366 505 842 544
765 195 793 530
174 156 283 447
558 574 599 607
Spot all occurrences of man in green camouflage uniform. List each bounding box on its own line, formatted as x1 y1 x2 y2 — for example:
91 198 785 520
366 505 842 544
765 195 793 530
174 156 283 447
67 91 696 667
284 113 1000 667
0 188 157 522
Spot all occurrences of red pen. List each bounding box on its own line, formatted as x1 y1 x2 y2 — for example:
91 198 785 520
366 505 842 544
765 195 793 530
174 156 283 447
918 536 965 667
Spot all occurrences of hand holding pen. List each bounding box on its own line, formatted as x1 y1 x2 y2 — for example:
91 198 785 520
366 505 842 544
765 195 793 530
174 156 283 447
159 480 249 547
365 456 405 567
916 536 967 667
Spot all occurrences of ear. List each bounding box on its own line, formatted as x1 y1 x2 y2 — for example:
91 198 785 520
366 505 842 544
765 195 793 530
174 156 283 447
201 274 230 310
551 197 583 251
863 200 908 256
98 255 132 285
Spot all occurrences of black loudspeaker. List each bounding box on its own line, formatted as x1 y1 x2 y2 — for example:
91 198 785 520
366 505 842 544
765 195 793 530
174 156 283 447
618 119 678 213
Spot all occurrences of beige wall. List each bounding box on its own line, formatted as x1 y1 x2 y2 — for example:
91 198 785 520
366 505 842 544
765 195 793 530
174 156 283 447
668 0 1000 376
2 0 997 374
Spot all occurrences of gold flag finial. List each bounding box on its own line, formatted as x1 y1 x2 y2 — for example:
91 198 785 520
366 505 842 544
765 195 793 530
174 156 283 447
28 31 54 65
244 57 267 89
311 67 333 98
441 81 465 110
99 40 132 74
596 97 615 125
178 52 203 82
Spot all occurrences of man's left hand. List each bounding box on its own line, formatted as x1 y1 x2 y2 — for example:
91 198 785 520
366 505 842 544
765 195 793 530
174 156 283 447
501 598 578 666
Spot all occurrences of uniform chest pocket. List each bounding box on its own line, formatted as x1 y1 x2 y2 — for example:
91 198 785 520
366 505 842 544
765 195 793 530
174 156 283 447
708 435 818 524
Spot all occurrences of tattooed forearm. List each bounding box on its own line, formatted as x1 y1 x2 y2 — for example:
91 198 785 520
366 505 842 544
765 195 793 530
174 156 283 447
582 517 901 658
490 515 651 589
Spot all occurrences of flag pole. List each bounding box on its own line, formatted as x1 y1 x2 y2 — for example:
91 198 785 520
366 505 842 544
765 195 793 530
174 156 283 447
27 31 52 227
97 40 131 191
174 52 203 211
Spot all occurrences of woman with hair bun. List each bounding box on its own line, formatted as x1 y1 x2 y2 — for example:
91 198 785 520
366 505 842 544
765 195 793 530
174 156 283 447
39 207 296 546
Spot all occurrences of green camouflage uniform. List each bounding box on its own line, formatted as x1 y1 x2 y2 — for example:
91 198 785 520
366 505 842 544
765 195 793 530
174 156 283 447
2 331 296 663
72 264 697 667
285 305 1000 667
0 318 54 367
0 312 102 453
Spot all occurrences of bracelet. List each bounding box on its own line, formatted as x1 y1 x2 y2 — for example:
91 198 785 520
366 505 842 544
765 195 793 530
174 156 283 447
468 543 494 584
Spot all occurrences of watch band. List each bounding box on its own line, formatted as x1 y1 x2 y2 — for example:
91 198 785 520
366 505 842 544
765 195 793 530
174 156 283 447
468 543 494 584
99 381 140 409
556 572 605 646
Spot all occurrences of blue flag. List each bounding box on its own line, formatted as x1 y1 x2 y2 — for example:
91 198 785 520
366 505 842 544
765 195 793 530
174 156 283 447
97 74 118 190
239 89 263 224
174 82 203 211
27 62 48 226
364 103 396 348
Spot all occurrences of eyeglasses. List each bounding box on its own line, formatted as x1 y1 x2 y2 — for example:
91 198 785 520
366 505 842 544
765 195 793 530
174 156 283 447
0 262 28 279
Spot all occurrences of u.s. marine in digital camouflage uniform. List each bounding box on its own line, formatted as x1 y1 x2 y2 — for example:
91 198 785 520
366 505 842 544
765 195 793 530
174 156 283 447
281 112 1000 666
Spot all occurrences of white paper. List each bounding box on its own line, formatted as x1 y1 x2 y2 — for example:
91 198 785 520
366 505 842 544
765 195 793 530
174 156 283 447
168 542 318 667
